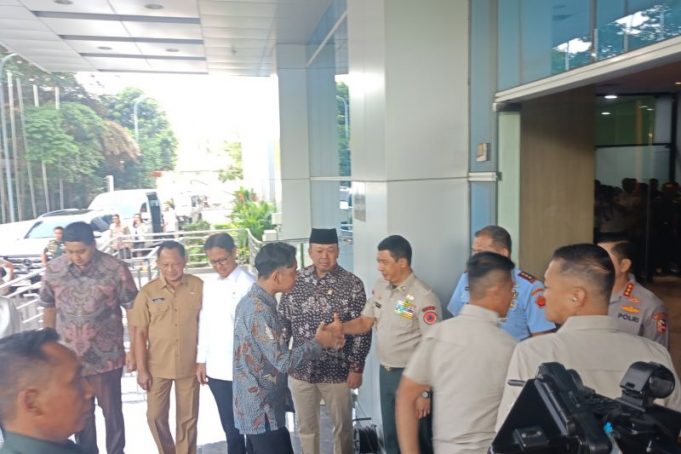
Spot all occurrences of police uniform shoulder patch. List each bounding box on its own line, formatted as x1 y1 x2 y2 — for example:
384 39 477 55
518 271 536 283
535 296 546 308
653 312 668 334
530 287 543 297
423 310 438 325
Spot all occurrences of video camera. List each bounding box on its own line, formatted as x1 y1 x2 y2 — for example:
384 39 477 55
491 362 681 453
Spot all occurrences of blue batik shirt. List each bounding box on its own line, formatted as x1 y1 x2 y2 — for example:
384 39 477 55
446 268 555 340
233 283 322 435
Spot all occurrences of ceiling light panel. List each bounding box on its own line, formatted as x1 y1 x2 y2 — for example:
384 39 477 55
110 0 198 18
19 0 115 14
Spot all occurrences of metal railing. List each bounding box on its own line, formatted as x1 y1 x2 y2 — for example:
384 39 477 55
2 226 353 332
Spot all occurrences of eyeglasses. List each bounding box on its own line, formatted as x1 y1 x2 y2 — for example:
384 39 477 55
209 257 232 266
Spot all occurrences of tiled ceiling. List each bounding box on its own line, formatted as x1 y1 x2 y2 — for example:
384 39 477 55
0 0 332 76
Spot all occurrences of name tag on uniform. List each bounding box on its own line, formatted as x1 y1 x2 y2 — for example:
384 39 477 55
151 297 165 304
394 295 415 320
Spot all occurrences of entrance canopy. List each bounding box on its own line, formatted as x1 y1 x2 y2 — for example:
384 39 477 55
0 0 331 76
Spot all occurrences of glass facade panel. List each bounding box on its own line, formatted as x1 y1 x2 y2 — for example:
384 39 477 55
498 0 681 90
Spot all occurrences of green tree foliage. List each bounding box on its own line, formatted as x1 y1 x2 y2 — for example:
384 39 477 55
337 82 350 177
218 141 243 181
101 88 178 188
24 107 79 168
24 103 104 183
228 187 275 240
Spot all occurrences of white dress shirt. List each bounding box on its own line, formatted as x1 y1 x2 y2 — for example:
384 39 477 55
196 266 255 380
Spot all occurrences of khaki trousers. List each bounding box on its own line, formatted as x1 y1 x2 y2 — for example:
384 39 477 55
147 375 200 454
289 376 353 454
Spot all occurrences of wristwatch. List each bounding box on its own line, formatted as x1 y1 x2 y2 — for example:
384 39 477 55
421 390 432 399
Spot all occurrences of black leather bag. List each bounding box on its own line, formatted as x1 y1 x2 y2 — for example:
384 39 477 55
353 417 381 454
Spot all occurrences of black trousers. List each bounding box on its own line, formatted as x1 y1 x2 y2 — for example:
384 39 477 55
207 377 247 454
246 423 293 454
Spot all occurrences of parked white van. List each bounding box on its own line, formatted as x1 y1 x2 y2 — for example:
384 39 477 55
88 189 163 233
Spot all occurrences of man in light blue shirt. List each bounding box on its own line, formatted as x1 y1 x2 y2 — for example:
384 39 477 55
447 225 554 340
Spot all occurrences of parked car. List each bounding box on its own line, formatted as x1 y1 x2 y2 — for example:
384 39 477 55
1 209 113 276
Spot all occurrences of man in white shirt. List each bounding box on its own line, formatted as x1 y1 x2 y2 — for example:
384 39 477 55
196 233 255 454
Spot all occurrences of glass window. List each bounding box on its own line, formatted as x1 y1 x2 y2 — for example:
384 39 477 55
497 1 681 90
595 95 657 146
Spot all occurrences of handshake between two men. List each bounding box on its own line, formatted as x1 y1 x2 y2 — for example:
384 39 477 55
315 313 346 350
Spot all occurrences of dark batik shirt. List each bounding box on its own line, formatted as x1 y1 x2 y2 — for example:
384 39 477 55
39 250 138 376
233 284 321 435
279 265 371 383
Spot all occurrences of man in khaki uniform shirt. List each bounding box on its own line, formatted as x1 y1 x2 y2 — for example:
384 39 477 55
132 241 204 454
344 235 441 454
396 252 517 454
496 244 681 432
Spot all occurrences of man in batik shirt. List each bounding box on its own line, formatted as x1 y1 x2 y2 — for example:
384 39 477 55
40 222 138 454
279 228 371 454
233 242 344 454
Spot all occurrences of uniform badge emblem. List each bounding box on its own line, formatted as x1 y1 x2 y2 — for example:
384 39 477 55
423 311 438 325
653 312 668 334
394 295 415 320
535 296 546 308
152 297 165 304
623 282 635 298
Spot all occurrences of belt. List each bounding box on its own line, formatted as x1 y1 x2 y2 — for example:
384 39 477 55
381 365 404 372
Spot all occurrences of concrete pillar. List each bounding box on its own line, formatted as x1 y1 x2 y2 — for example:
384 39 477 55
347 0 471 425
275 44 312 239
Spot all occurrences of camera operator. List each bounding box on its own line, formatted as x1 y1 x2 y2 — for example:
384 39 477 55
496 243 681 429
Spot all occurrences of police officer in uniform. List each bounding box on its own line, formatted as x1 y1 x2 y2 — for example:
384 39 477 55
344 235 441 454
447 225 554 339
495 244 681 429
597 232 668 347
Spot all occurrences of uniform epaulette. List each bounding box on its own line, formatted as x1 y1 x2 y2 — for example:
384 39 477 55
518 271 536 283
623 282 635 298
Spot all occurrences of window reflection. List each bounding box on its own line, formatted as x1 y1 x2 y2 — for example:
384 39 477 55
498 1 681 89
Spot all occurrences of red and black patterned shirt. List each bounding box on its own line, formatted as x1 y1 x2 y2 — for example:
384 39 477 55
279 264 371 383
